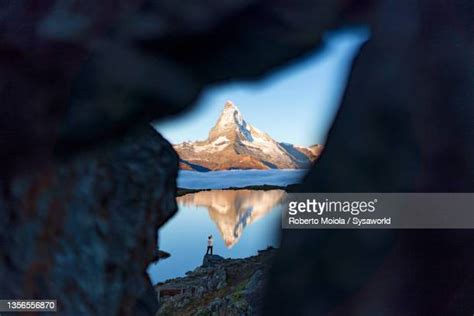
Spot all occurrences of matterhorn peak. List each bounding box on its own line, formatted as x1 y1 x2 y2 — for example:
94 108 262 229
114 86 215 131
173 100 323 171
219 100 243 123
208 101 249 141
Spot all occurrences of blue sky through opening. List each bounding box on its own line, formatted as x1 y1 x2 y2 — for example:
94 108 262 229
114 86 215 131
154 28 369 147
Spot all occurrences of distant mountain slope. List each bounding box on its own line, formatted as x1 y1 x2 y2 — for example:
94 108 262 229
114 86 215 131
173 101 323 171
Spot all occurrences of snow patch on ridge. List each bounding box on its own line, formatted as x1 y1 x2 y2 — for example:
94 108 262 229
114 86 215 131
213 136 229 145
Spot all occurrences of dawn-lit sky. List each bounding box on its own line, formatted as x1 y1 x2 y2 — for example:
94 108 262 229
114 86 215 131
154 28 369 146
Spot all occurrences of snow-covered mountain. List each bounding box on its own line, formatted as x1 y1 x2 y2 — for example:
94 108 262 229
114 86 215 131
173 101 323 171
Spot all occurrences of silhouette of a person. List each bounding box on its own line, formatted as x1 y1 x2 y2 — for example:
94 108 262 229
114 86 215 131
206 235 213 255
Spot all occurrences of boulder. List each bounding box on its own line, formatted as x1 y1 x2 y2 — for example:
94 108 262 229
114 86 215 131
245 270 265 313
202 254 226 268
0 126 178 315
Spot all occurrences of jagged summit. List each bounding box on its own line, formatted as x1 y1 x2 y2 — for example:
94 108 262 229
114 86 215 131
224 100 238 112
174 101 323 171
216 101 241 126
209 101 250 141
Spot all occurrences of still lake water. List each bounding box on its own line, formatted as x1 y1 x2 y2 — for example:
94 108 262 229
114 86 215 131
147 189 285 284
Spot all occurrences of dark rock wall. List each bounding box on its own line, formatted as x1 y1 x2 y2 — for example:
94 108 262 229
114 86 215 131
264 1 474 315
0 127 178 315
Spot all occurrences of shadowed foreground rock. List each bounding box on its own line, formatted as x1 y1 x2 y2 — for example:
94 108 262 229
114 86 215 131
202 254 226 268
0 126 178 315
264 1 474 315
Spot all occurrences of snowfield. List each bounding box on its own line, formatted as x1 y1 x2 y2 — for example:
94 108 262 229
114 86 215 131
177 169 308 189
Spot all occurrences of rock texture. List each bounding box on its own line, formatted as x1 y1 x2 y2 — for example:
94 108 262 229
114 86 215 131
0 126 178 315
174 101 322 170
156 248 275 316
202 254 226 268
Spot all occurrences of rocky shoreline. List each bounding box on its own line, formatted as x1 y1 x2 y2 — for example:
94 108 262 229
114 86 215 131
155 247 276 315
176 184 299 197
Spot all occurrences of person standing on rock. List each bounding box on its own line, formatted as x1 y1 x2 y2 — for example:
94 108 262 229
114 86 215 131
206 235 213 255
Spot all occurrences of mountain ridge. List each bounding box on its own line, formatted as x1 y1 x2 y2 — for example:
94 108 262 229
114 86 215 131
173 101 322 171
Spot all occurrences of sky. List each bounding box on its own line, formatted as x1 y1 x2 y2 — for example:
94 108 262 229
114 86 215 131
154 28 369 147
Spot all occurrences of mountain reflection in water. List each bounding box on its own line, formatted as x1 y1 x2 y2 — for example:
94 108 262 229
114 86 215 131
148 189 284 284
177 190 286 248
